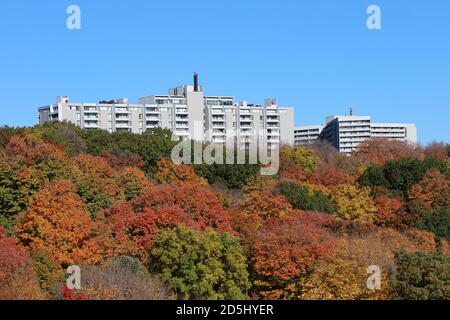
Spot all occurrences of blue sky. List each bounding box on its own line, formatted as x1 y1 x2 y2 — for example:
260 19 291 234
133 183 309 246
0 0 449 144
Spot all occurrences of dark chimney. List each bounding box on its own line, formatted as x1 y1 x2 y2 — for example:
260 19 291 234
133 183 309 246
194 73 199 92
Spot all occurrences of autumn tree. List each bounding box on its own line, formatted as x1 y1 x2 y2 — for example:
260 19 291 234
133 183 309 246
154 158 207 185
331 184 377 222
72 153 123 214
0 227 44 300
115 166 152 201
251 213 337 299
0 134 75 224
354 138 423 166
408 169 449 211
281 146 319 174
30 248 65 295
229 191 296 239
99 149 144 170
308 164 351 188
373 195 404 227
131 184 234 234
424 142 449 161
150 226 250 300
15 180 101 267
78 256 173 300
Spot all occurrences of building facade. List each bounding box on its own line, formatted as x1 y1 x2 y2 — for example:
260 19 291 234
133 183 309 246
38 76 295 148
294 125 325 146
298 115 417 154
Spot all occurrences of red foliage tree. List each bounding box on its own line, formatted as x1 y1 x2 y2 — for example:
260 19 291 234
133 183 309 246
131 183 233 233
0 227 43 299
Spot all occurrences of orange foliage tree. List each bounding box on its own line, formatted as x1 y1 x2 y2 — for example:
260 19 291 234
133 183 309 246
373 195 404 227
15 180 101 267
251 213 337 300
229 191 296 238
408 169 450 211
153 158 207 185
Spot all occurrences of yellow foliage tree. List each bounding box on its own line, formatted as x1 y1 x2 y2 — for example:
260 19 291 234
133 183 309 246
331 184 377 222
281 146 319 174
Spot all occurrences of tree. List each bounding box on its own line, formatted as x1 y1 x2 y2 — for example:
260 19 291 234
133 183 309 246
194 152 261 189
354 138 423 166
77 256 173 300
72 153 123 214
281 146 319 174
154 158 207 186
229 191 296 238
300 244 392 300
99 149 144 170
0 227 44 300
424 142 449 161
0 134 75 222
309 164 351 187
278 182 336 214
37 121 87 156
373 195 404 227
418 207 450 243
131 184 234 234
390 251 450 300
331 184 377 222
242 174 278 193
15 180 101 267
115 166 152 201
150 226 250 300
408 169 449 211
251 213 337 299
30 248 64 295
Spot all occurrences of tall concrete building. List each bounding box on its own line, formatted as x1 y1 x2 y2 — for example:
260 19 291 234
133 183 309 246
298 114 417 154
38 75 295 148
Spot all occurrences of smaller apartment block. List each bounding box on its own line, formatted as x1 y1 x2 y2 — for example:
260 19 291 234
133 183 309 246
294 125 325 146
295 115 417 154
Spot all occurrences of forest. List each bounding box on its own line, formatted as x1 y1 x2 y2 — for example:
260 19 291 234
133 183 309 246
0 121 449 300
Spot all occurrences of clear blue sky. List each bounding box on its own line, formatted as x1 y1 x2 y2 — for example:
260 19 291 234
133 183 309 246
0 0 449 144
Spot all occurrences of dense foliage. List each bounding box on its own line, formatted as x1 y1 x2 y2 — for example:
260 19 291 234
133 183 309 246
0 123 448 300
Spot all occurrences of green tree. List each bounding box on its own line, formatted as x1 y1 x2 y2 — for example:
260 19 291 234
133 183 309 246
278 182 336 214
150 226 250 300
418 207 450 244
390 251 450 300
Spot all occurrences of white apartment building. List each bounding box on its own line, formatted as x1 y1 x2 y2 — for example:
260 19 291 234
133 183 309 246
38 75 295 148
318 114 417 154
294 125 325 146
371 123 417 143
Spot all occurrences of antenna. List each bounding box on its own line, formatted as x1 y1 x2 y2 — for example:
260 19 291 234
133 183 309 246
194 73 199 92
